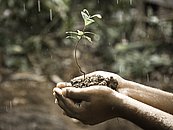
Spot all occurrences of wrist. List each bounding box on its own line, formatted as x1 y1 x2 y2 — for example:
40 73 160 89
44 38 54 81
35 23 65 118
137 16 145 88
112 92 173 130
108 91 127 118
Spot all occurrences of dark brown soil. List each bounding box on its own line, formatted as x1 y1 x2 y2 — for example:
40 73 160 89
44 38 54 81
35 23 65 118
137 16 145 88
70 75 118 90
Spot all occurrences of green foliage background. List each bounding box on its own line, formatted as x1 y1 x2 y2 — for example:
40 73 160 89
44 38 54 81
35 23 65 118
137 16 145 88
0 0 173 79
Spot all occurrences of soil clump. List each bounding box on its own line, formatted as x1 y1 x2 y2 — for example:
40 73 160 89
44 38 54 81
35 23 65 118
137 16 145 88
70 75 118 90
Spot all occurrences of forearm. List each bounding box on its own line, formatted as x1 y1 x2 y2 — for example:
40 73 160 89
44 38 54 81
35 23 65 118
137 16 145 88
113 93 173 130
117 79 173 114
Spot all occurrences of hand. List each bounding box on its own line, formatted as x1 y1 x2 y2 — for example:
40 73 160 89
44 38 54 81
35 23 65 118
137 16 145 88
53 71 125 125
53 71 173 129
53 84 122 125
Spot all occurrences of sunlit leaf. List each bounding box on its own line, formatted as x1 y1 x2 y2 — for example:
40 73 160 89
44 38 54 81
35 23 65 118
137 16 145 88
66 9 101 47
81 9 95 26
77 36 82 40
82 9 90 16
91 14 102 19
77 30 84 36
85 18 95 26
66 31 78 35
84 31 96 35
66 36 78 40
83 35 92 43
81 10 89 20
81 9 102 26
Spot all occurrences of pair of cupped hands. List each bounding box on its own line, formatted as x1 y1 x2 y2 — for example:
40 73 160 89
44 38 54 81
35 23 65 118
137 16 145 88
53 71 126 125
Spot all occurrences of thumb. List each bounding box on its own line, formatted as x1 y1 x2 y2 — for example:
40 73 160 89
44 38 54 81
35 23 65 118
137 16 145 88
62 87 90 101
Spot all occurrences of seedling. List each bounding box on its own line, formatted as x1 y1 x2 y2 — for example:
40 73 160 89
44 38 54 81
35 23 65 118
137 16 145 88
66 9 102 79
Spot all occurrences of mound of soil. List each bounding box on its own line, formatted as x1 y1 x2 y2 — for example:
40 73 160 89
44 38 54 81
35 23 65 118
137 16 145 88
70 75 118 90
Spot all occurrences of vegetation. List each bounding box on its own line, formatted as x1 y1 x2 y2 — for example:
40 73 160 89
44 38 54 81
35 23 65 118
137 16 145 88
0 0 173 79
0 1 173 130
66 9 102 78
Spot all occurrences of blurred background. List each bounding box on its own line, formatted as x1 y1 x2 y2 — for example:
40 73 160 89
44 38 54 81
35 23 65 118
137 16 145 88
0 0 173 130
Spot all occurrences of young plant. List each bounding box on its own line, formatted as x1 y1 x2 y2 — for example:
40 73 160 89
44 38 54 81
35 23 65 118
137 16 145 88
66 9 102 79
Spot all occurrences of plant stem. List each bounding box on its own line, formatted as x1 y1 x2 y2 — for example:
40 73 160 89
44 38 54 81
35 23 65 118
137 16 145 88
74 38 86 79
74 26 86 79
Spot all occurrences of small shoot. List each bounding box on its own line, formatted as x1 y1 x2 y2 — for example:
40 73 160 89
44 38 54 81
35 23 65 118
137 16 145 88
66 30 95 43
81 9 102 26
66 9 102 79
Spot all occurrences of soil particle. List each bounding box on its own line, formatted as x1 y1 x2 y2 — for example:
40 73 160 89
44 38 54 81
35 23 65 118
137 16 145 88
70 75 118 90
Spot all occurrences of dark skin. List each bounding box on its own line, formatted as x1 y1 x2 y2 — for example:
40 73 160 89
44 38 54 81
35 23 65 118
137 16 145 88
53 71 173 130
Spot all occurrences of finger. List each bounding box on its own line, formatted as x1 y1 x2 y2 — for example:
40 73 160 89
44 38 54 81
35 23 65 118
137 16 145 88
54 89 80 117
58 98 75 117
53 87 62 102
56 82 72 89
62 87 91 101
63 102 90 120
53 87 62 93
60 94 81 113
54 87 80 110
53 87 81 117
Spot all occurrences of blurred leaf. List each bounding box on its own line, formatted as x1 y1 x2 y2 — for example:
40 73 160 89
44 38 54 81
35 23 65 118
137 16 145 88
83 35 92 43
6 45 24 54
82 9 90 16
81 9 102 26
77 36 81 39
90 14 102 19
81 9 94 26
84 31 95 35
66 36 79 40
77 30 84 36
66 31 78 35
81 13 94 26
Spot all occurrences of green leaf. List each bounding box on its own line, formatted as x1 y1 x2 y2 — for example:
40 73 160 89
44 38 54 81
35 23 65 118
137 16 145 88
82 9 90 16
84 31 96 35
77 36 82 40
91 14 102 19
83 35 92 43
85 18 95 26
81 9 102 26
66 36 78 40
77 30 84 36
66 9 101 44
81 9 95 26
81 10 89 20
66 31 78 35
